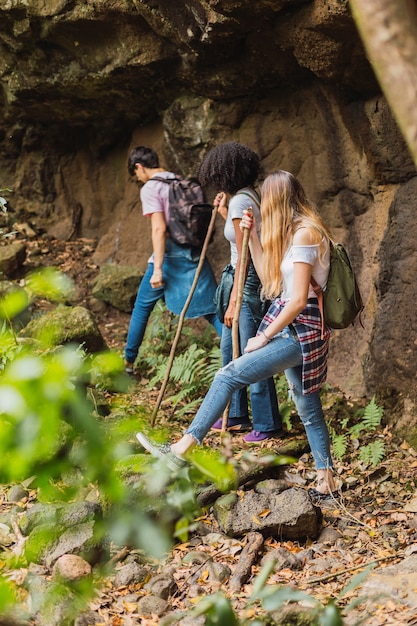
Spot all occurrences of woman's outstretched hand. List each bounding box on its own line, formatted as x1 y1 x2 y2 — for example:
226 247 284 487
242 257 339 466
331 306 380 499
244 333 269 353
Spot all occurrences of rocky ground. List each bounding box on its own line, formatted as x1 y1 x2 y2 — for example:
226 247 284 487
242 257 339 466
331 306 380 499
4 233 417 626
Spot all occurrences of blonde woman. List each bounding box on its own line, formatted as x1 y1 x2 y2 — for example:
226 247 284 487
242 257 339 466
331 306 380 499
137 171 337 500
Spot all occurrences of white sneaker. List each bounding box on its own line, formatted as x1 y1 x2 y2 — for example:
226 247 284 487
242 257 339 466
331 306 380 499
136 433 186 470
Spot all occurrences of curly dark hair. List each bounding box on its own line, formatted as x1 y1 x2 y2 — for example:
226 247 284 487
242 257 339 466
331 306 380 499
197 142 260 195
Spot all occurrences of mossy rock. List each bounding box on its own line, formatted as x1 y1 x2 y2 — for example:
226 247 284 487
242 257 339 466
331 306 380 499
20 305 107 353
91 264 143 313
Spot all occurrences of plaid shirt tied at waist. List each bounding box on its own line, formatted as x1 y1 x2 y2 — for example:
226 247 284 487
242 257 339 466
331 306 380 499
257 298 331 395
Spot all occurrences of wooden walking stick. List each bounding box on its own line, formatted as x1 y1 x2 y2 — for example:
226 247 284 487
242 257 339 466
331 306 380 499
220 208 252 433
151 205 218 426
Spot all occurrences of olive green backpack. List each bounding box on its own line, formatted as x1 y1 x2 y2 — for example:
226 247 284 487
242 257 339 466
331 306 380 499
311 242 364 337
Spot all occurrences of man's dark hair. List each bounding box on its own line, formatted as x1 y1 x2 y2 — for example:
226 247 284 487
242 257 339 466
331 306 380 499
128 146 160 176
197 142 260 195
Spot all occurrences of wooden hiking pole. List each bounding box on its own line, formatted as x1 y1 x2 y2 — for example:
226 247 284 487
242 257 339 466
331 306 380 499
150 205 218 426
220 208 252 432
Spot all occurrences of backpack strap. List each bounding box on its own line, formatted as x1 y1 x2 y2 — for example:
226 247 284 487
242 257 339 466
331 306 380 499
310 276 325 340
235 188 261 208
149 175 180 184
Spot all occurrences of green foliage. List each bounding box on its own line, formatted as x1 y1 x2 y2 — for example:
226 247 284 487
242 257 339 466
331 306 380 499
0 322 22 371
328 395 385 466
351 396 384 435
134 301 223 415
331 432 348 460
140 300 217 357
163 345 222 416
189 447 237 492
358 439 385 466
0 576 18 613
0 288 29 322
192 592 240 625
26 266 76 301
0 268 205 621
274 374 295 431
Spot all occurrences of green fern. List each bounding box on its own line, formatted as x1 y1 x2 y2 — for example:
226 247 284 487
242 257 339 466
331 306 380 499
202 346 223 381
169 396 202 417
274 374 296 430
146 344 222 413
361 395 383 430
358 439 385 467
349 396 384 438
331 432 348 461
169 344 208 384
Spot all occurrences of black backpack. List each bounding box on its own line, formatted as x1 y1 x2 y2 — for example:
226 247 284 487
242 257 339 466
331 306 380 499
152 176 214 249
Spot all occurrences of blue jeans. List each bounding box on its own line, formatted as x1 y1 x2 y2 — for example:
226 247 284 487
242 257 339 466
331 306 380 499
125 262 223 363
221 301 281 432
185 327 333 471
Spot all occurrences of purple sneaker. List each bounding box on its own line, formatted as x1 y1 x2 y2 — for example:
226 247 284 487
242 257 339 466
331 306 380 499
243 430 283 443
211 417 252 432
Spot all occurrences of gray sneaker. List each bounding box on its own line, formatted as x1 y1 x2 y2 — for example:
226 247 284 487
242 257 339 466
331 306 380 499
136 432 187 470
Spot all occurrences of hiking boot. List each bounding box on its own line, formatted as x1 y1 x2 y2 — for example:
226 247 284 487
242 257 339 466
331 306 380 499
136 432 187 470
243 429 283 443
308 488 340 507
125 362 135 377
211 417 252 432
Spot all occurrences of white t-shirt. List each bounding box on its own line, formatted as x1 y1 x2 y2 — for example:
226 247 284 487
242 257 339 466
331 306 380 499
224 188 262 268
280 242 330 300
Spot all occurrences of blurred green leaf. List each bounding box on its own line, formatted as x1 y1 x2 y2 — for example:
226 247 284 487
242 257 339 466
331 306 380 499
318 601 344 626
26 267 75 301
262 587 318 611
193 592 239 625
189 448 237 491
0 289 29 320
0 576 17 611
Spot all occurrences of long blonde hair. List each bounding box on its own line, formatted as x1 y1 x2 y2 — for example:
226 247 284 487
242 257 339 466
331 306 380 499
260 171 332 300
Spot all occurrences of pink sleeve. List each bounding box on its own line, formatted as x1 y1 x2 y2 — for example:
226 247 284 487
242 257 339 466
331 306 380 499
140 182 164 217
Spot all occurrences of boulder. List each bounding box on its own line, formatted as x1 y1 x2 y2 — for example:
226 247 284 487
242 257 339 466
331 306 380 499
52 554 92 581
19 304 107 353
0 242 26 277
213 487 320 540
361 554 417 610
91 264 143 313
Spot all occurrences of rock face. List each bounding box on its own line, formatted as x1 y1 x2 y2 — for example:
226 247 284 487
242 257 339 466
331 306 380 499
1 1 417 437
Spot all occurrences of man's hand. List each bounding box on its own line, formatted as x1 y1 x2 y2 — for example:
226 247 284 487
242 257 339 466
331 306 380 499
150 269 164 288
223 300 236 328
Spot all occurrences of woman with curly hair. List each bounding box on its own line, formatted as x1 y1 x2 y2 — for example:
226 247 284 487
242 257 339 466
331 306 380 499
196 142 282 443
137 170 337 501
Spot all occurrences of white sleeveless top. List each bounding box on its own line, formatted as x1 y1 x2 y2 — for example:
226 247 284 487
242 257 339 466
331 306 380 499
280 242 330 300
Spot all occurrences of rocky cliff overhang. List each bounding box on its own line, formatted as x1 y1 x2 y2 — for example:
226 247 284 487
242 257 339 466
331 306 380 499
0 0 377 153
